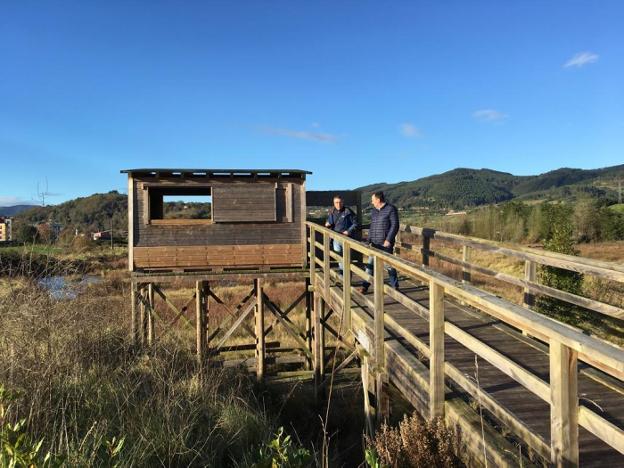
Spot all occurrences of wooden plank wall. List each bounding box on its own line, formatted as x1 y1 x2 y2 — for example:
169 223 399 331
130 176 305 270
133 177 304 247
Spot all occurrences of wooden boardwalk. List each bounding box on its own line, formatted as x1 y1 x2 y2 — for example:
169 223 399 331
354 281 624 466
308 221 624 467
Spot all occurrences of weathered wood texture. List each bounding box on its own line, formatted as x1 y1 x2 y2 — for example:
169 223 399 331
397 224 624 321
132 177 304 247
124 174 308 270
133 244 302 269
309 222 624 467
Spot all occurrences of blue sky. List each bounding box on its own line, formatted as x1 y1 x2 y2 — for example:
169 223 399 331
1 1 623 206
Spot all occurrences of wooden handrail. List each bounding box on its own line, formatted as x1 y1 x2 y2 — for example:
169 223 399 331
308 221 624 377
395 224 624 321
306 220 624 464
398 224 624 282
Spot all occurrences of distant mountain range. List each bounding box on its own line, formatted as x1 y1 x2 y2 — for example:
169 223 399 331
3 164 622 232
357 164 624 210
0 204 37 217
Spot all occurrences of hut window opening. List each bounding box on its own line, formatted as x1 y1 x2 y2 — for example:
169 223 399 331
147 186 213 225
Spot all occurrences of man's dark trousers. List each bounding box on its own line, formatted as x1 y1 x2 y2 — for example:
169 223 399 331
361 242 399 290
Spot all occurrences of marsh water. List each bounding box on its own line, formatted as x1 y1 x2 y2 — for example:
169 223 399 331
38 275 101 299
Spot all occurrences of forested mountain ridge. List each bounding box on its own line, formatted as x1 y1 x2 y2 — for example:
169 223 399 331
5 164 623 234
357 164 624 209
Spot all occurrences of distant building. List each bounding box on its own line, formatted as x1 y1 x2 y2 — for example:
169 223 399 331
92 230 112 241
0 217 12 242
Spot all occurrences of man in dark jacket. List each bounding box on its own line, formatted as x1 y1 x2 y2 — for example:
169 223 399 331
359 191 399 293
325 194 358 275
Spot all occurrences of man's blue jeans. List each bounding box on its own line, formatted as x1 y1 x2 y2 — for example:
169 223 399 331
361 243 399 290
332 239 344 274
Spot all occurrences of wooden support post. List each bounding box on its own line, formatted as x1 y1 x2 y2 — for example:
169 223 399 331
147 283 155 346
422 233 430 266
195 281 207 363
309 225 316 289
361 353 375 437
323 231 330 299
320 299 326 378
313 293 325 397
130 281 138 344
462 245 471 283
524 260 537 307
429 280 445 419
204 283 210 351
373 256 387 423
550 340 579 467
139 286 147 346
342 243 352 331
255 278 265 381
305 277 313 370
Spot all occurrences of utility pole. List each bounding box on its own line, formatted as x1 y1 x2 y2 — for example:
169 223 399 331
619 178 622 205
110 217 114 254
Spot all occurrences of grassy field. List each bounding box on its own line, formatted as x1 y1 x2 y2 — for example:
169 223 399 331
398 235 624 346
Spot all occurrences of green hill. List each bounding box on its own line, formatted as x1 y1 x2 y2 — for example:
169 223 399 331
14 191 213 235
15 191 128 234
358 164 624 210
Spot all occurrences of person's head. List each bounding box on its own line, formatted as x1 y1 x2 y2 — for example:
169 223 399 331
371 191 385 209
333 195 344 210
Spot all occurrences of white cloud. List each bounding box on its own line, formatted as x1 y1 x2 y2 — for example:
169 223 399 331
260 126 338 143
564 51 599 68
0 196 36 207
472 109 508 122
400 123 423 138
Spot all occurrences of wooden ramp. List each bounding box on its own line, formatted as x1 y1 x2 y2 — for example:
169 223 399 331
308 222 624 467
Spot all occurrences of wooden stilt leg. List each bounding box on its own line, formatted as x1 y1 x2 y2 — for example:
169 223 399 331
147 283 154 347
305 277 312 370
131 281 138 345
139 286 147 347
362 353 375 437
320 298 326 379
196 281 207 363
204 282 210 354
255 278 265 380
313 292 323 398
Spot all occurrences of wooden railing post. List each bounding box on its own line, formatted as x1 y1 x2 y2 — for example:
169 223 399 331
524 260 537 307
343 243 352 331
462 245 471 283
550 340 579 467
305 276 313 370
395 228 402 256
195 281 207 363
429 280 445 419
373 255 387 422
422 233 430 266
323 231 330 299
309 225 316 289
313 293 325 397
255 278 265 380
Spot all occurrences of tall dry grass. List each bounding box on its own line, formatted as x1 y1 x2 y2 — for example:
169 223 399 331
0 273 282 466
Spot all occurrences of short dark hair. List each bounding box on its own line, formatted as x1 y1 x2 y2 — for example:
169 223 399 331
372 191 385 202
333 194 343 201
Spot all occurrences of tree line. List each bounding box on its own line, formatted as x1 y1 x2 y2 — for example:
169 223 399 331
420 198 624 244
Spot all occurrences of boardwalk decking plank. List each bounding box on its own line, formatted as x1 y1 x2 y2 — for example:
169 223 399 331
343 276 624 463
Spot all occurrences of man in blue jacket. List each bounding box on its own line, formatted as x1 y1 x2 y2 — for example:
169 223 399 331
359 191 399 293
325 194 358 275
